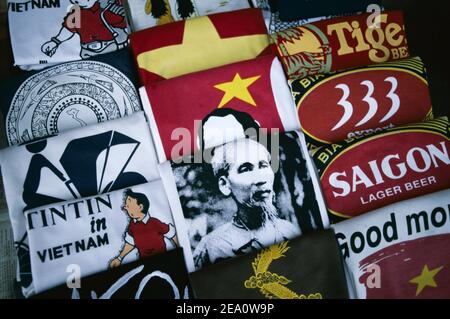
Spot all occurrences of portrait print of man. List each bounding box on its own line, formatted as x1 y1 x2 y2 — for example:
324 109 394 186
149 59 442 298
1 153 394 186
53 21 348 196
110 189 177 268
192 138 300 268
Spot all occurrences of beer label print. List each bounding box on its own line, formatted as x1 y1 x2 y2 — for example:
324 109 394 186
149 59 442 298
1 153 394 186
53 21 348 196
271 10 409 80
312 118 450 223
289 57 433 149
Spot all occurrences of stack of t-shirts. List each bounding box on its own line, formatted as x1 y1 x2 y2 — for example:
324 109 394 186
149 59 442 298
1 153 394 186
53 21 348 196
130 8 274 85
8 0 130 70
0 112 160 297
332 189 450 298
32 248 192 299
159 130 329 272
24 180 177 295
0 49 141 146
190 229 349 299
271 10 409 80
125 0 254 31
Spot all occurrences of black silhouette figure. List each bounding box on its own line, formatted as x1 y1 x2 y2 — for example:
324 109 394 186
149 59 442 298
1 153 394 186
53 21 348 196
60 131 147 197
22 139 66 211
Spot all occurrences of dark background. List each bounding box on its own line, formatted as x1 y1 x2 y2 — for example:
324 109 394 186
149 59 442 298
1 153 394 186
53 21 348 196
0 0 449 134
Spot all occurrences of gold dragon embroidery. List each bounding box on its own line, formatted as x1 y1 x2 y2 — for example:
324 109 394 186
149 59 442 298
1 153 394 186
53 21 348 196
244 241 323 299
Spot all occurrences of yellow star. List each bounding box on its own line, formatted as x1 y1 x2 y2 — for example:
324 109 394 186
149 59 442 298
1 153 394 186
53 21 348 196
136 16 269 80
409 265 443 296
214 73 261 108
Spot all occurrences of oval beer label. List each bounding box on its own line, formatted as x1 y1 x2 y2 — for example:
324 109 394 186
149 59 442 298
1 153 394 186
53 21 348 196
291 57 432 144
314 119 450 220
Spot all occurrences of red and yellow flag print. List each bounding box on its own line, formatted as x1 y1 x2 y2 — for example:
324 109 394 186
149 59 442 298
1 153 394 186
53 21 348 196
143 55 293 161
131 8 273 85
359 234 450 298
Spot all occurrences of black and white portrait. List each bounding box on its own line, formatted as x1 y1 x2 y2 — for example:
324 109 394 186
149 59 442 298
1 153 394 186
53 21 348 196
169 131 328 270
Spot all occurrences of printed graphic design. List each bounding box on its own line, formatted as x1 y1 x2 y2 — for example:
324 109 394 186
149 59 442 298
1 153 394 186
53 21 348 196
130 8 271 84
8 0 130 69
109 189 178 268
25 180 175 293
313 118 450 222
359 234 450 298
141 55 299 162
244 242 322 299
333 189 450 298
41 0 129 59
6 59 140 146
273 24 332 79
0 112 159 296
189 230 348 298
126 0 252 31
290 57 433 147
161 131 328 272
272 11 409 80
32 248 191 299
23 131 147 211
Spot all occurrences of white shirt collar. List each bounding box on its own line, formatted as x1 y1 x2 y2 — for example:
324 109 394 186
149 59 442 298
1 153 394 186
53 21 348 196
133 213 150 224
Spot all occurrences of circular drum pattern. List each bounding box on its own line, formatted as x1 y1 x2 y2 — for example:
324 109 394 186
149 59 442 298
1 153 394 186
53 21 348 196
6 60 141 145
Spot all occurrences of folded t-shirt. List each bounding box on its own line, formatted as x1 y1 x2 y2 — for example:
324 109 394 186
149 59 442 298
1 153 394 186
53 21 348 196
271 10 409 80
332 189 450 299
130 8 273 85
190 229 349 299
0 49 142 147
312 118 450 223
289 57 433 149
0 111 160 297
8 0 130 70
160 131 329 272
25 180 176 294
32 248 192 299
141 55 300 162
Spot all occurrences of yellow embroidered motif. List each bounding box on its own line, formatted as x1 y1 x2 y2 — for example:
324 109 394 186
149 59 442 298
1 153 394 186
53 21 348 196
136 16 269 80
244 241 323 299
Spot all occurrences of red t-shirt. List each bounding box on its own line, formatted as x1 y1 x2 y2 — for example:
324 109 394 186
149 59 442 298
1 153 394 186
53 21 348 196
127 217 169 258
63 2 127 44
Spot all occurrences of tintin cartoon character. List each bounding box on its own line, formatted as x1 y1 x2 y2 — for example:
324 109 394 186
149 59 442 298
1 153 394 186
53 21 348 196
41 0 129 59
109 189 178 268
